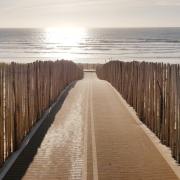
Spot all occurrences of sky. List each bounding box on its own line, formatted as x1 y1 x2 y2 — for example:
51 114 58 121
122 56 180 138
0 0 180 28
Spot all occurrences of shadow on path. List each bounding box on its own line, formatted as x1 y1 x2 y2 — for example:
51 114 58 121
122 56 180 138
4 82 76 180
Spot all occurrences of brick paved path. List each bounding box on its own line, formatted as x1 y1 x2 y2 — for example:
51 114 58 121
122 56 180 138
23 72 178 180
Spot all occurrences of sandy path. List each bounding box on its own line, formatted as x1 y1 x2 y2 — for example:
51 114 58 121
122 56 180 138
22 72 178 180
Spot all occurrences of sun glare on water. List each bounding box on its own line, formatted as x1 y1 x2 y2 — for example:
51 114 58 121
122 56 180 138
45 27 87 46
43 27 87 61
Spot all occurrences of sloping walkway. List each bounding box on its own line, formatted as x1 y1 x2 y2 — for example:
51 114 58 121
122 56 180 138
22 72 178 180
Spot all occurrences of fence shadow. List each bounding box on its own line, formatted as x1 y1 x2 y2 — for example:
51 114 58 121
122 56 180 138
4 82 76 180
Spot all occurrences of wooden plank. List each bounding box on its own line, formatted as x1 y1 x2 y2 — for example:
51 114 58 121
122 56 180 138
0 60 83 167
96 60 180 163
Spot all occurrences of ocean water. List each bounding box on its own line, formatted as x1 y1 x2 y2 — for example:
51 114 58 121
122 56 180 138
0 28 180 64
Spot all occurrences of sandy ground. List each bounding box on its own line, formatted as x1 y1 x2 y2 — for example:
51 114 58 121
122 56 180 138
22 72 179 180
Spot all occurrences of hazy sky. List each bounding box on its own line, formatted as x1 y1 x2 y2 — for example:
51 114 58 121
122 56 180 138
0 0 180 28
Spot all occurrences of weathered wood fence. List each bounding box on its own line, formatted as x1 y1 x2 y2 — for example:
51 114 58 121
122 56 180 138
96 61 180 163
0 60 83 167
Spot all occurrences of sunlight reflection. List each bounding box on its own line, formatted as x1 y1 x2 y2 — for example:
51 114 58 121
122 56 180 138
45 27 87 46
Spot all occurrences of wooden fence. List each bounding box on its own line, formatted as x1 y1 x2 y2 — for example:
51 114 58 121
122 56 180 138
96 61 180 163
0 60 83 167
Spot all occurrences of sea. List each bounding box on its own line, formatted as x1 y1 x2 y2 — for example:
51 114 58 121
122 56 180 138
0 27 180 64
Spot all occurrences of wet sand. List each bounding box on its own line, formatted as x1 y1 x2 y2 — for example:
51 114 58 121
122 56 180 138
22 72 178 180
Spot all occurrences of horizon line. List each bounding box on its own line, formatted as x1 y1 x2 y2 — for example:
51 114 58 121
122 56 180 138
0 26 180 29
